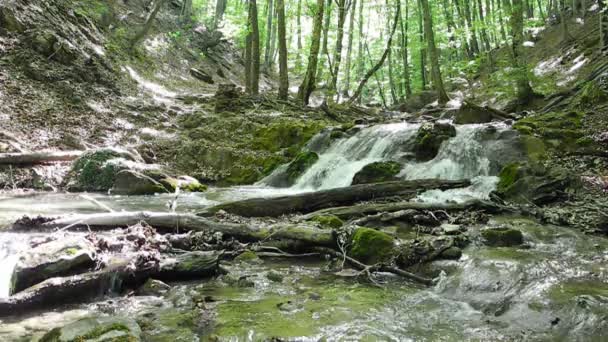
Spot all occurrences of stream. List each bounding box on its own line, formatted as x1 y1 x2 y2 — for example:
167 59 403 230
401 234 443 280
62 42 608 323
0 122 607 341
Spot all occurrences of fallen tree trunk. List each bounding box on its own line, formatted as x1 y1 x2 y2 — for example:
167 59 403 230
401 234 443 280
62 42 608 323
198 179 471 218
304 199 507 220
0 151 83 165
0 252 219 317
13 211 336 247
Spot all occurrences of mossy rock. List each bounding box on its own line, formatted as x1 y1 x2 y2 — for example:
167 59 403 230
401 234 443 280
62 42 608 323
349 227 395 264
0 7 25 33
65 148 139 192
513 111 585 151
413 122 457 161
351 161 402 185
234 250 261 264
496 162 573 205
40 316 141 342
309 215 344 229
573 80 608 108
161 176 208 193
285 151 319 184
481 227 524 247
111 170 168 195
252 120 325 154
497 162 522 193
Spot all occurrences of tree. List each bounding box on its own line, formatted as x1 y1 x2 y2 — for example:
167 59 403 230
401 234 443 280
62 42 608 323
400 0 412 99
263 0 275 73
214 0 228 30
420 0 450 104
600 0 608 53
342 0 358 97
249 0 261 95
328 0 352 101
510 0 535 103
130 0 168 48
296 0 303 69
297 0 326 105
277 0 289 100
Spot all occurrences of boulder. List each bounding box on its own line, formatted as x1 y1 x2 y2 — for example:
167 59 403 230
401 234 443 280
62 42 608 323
349 227 395 264
190 68 214 84
496 163 573 205
309 214 344 229
161 175 208 193
481 227 524 247
452 102 494 124
11 237 96 295
284 151 318 185
39 316 142 342
137 279 171 296
413 122 457 161
111 170 168 195
351 161 402 185
397 91 438 113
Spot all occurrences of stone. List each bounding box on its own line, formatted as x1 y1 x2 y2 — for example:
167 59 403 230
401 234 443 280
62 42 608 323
137 279 171 296
0 7 25 33
439 246 463 260
11 236 96 294
309 215 344 229
284 151 319 185
452 102 494 124
441 224 464 235
111 169 167 195
397 90 438 113
496 163 573 205
39 316 141 342
351 161 402 185
349 227 395 264
190 68 214 84
413 122 457 161
161 175 207 193
266 270 283 283
64 148 140 192
234 250 262 264
481 227 524 247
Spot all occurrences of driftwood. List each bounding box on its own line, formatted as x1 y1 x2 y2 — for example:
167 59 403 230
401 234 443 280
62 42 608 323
0 151 83 165
304 199 507 220
14 211 336 247
198 179 472 218
0 252 219 317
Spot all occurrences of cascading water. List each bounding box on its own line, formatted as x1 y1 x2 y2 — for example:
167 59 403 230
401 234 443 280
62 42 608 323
266 121 515 202
0 233 30 298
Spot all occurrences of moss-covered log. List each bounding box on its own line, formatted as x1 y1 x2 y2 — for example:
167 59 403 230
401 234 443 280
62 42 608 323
0 151 83 165
198 179 471 217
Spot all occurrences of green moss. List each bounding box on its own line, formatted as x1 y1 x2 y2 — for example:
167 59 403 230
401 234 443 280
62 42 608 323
252 120 325 153
573 81 608 108
547 280 608 306
63 247 79 256
520 135 546 161
285 151 319 184
349 228 395 264
497 163 521 193
40 322 135 342
480 228 524 247
576 136 594 147
309 215 344 229
68 150 129 191
351 161 402 185
234 251 260 263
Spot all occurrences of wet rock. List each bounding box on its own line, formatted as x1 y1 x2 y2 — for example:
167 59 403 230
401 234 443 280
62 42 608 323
496 163 573 205
351 161 402 185
137 279 171 296
349 227 395 264
439 246 463 260
11 236 96 294
40 316 142 342
237 276 255 288
413 122 457 161
452 102 494 124
111 169 168 195
284 151 319 185
309 214 344 229
441 224 465 235
161 175 208 193
397 90 438 113
190 68 214 84
266 270 284 283
234 250 262 264
481 227 524 247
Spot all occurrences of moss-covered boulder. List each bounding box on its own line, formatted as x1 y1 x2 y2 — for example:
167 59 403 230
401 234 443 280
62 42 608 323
137 279 171 296
285 151 319 184
349 227 395 264
351 161 402 185
161 176 208 193
513 111 585 151
40 316 141 342
10 237 96 294
453 102 494 124
234 250 261 264
64 148 141 192
309 215 344 229
496 162 573 205
481 227 524 247
111 170 168 195
413 122 457 161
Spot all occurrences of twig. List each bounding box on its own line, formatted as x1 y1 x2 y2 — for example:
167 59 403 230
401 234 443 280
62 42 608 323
79 194 114 213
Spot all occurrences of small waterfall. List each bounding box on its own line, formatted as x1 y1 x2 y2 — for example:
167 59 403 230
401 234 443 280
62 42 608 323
265 121 515 202
0 233 30 298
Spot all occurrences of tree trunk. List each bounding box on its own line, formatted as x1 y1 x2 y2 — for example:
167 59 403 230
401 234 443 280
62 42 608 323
348 0 401 104
420 0 450 104
357 0 365 104
199 179 470 217
263 0 275 72
245 16 253 93
0 151 83 165
464 0 481 54
601 0 608 54
510 0 535 104
181 0 192 19
477 0 492 51
454 0 473 57
329 0 350 101
249 0 261 95
296 0 303 69
387 1 398 104
297 0 326 105
400 0 412 98
214 0 228 29
317 0 333 82
417 0 427 88
342 0 357 98
560 0 573 42
130 0 167 48
276 0 289 100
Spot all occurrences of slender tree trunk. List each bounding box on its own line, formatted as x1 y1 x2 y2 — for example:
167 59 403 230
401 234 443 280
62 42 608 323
329 0 351 101
248 0 261 95
510 0 534 103
181 0 192 19
477 0 492 51
348 0 400 104
296 0 303 69
214 0 228 29
297 0 326 105
464 0 481 54
357 0 365 104
561 0 573 41
601 0 608 54
245 18 253 93
317 0 333 82
277 0 288 100
537 0 546 21
400 0 412 98
131 0 167 48
342 0 357 97
420 0 450 104
263 0 275 72
454 0 473 57
417 0 427 89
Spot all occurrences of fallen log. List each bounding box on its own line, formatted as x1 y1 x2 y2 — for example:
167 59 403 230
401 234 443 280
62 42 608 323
0 252 219 317
13 211 336 248
198 179 472 218
304 199 507 220
0 151 83 165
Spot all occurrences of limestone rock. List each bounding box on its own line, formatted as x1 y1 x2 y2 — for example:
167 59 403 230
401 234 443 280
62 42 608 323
413 122 457 161
352 161 402 185
111 169 167 195
481 227 524 247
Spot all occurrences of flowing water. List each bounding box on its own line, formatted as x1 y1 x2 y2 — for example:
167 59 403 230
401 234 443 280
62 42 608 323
0 122 607 340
